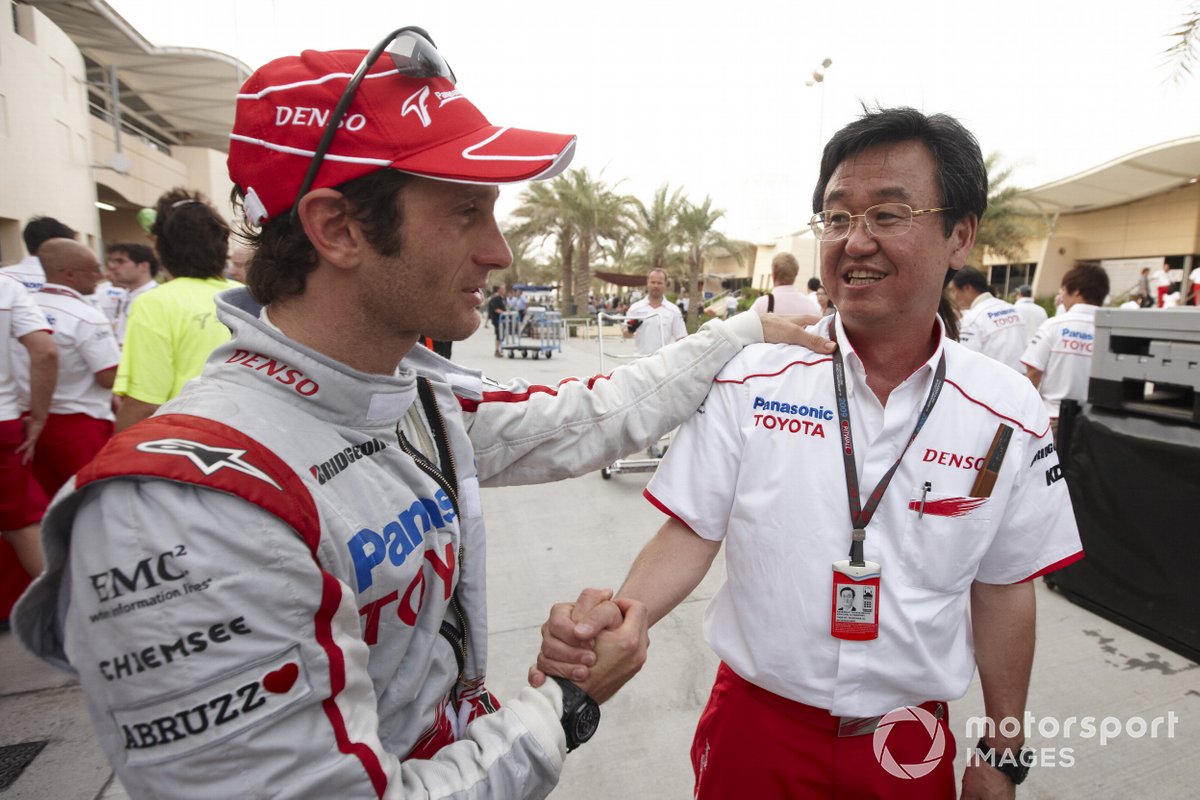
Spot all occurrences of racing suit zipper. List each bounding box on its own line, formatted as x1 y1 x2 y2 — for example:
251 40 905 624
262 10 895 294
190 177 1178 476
396 378 469 683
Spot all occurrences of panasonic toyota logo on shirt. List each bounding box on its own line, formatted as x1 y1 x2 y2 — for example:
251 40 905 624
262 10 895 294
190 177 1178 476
751 396 832 438
752 396 835 420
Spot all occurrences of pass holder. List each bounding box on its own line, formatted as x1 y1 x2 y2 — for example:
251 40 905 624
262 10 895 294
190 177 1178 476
831 532 881 641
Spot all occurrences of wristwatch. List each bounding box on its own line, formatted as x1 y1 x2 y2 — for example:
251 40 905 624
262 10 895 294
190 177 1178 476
549 676 601 752
975 737 1033 785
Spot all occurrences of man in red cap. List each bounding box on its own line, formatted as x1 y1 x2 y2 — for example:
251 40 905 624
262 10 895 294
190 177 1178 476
16 28 828 799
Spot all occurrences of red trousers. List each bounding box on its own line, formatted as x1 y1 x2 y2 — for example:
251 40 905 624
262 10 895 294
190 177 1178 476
0 417 47 531
691 663 957 799
32 413 113 499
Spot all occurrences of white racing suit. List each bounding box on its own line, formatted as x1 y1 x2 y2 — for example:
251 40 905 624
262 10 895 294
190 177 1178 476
15 287 768 799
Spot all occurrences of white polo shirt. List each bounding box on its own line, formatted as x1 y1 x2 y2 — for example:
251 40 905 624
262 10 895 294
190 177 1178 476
1013 297 1047 343
113 279 159 346
18 284 120 420
89 280 127 323
1 274 52 421
626 298 686 355
1020 304 1098 418
957 293 1026 372
749 284 821 317
645 314 1081 717
1 255 45 293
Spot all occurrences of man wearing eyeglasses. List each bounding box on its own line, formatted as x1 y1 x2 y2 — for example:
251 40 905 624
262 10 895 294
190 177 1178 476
14 28 829 800
538 108 1081 799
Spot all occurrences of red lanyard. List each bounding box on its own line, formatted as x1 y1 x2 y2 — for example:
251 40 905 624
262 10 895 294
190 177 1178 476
830 324 946 565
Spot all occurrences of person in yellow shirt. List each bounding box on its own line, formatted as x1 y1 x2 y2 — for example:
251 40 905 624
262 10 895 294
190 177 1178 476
113 189 241 430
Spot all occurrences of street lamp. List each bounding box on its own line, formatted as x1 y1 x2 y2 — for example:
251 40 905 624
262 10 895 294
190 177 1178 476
806 58 833 282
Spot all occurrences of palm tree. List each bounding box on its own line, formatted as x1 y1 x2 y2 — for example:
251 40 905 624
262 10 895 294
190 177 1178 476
511 177 576 310
677 195 740 329
632 183 687 277
970 153 1041 268
1164 4 1200 81
555 169 633 314
511 169 632 314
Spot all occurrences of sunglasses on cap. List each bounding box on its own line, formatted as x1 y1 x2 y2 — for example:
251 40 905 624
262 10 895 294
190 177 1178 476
290 26 456 220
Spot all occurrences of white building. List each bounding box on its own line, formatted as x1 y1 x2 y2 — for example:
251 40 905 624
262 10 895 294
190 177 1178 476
1 0 249 261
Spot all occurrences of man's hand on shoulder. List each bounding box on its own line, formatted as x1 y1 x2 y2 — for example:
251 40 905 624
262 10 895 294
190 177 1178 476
759 313 836 353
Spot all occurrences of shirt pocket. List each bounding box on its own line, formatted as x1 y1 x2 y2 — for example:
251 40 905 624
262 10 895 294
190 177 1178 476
897 490 995 594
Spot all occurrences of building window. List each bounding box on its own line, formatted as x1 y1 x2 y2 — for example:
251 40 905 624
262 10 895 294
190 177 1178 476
987 263 1036 297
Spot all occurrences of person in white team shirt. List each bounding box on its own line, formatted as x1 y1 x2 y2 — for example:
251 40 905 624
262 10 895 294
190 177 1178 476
1021 263 1109 442
750 252 821 317
0 273 57 577
20 239 120 498
89 279 127 326
624 268 687 355
104 243 160 346
538 107 1083 800
0 216 78 293
949 266 1027 372
1012 284 1047 342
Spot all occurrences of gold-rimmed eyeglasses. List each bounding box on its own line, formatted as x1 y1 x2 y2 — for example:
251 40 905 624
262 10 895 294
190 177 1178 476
808 203 953 242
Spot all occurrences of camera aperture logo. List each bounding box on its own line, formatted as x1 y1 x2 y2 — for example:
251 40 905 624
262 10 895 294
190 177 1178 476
872 706 947 780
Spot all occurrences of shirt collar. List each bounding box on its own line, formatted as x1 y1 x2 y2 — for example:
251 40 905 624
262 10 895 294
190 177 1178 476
969 291 994 310
38 282 85 300
830 313 946 388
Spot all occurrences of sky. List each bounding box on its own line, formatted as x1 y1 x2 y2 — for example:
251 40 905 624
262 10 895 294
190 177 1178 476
106 0 1200 243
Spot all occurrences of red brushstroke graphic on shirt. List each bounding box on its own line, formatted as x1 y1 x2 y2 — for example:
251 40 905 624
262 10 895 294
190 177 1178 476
907 497 987 517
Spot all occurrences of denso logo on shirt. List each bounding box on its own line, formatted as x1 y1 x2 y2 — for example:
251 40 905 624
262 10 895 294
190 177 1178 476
225 350 319 396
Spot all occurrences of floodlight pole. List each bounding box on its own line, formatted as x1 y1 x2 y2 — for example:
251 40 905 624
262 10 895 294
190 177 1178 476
805 58 833 283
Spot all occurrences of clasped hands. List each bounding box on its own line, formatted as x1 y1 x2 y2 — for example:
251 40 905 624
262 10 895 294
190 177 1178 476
528 588 649 704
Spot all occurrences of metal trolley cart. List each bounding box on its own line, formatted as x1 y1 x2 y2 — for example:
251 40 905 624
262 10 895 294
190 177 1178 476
499 309 564 359
596 310 670 479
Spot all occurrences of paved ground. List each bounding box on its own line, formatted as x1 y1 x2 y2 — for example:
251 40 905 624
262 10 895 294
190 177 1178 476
2 316 1197 798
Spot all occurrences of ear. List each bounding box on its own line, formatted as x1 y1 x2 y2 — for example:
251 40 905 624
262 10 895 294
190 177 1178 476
947 213 978 269
296 189 367 271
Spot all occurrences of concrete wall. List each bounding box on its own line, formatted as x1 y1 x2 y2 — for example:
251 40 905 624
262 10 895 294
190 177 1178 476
174 146 237 224
90 116 189 209
1051 182 1200 262
984 184 1199 300
2 2 238 262
0 1 99 259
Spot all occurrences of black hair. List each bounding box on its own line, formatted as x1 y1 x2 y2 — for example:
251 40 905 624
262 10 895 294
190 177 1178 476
24 216 77 254
151 189 230 279
813 106 988 237
232 169 412 305
1062 264 1109 306
950 266 990 294
106 242 159 275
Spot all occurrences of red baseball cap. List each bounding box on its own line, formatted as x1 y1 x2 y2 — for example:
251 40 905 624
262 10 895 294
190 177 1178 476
228 47 576 224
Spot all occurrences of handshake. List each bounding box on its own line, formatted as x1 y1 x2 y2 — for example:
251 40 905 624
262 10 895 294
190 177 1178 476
528 588 650 704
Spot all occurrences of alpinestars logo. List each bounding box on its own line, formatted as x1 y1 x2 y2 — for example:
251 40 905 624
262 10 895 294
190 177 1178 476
402 85 433 127
136 439 280 489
